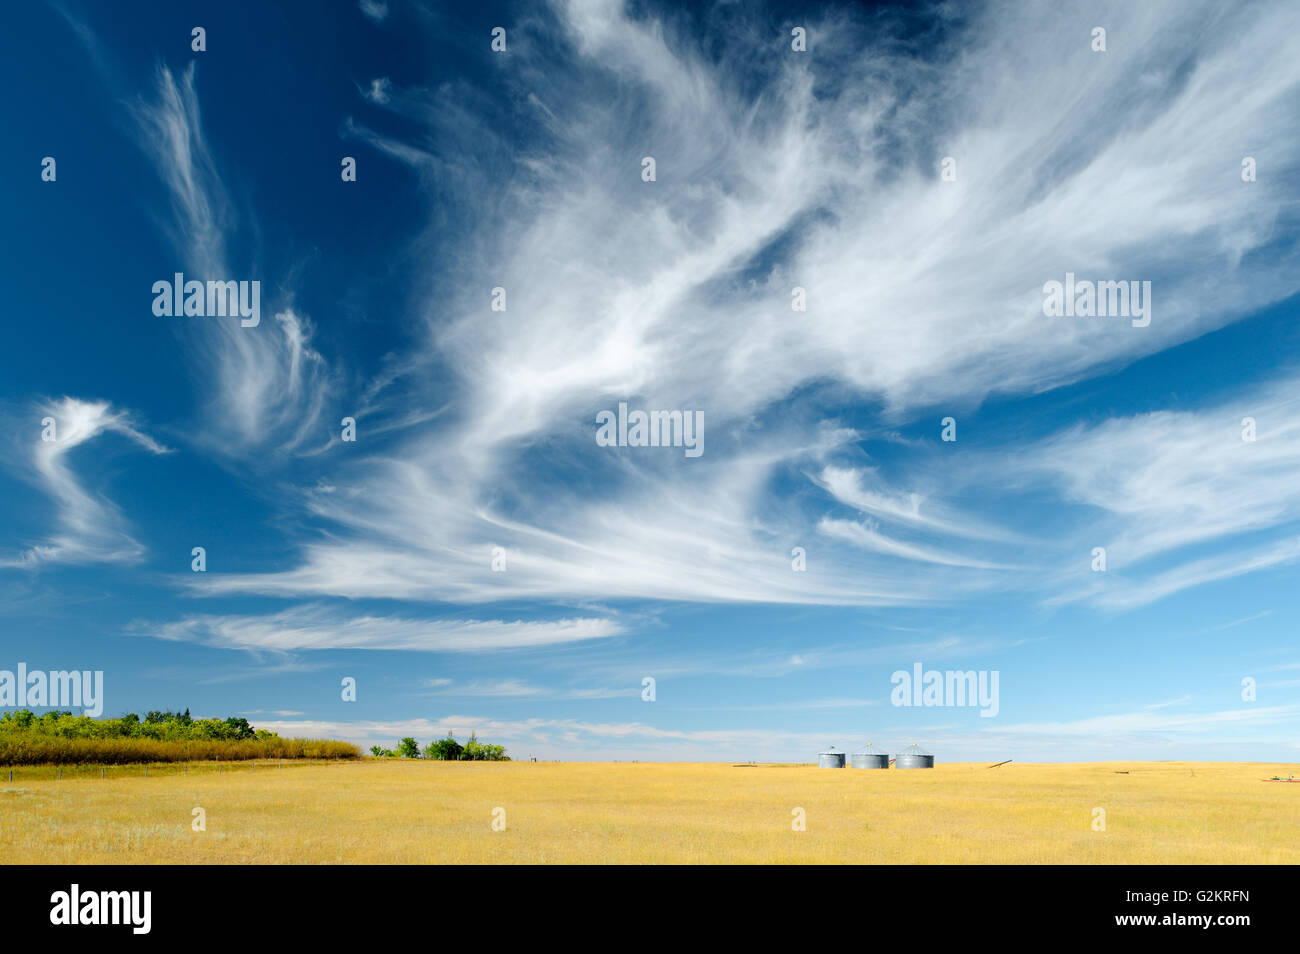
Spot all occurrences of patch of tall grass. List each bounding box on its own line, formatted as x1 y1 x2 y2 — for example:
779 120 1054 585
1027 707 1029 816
0 735 360 765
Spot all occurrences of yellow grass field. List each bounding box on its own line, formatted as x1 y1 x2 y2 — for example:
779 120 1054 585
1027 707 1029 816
2 760 1296 864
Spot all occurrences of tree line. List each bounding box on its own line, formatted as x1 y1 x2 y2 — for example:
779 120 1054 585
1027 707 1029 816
0 708 268 741
370 732 508 761
0 709 360 764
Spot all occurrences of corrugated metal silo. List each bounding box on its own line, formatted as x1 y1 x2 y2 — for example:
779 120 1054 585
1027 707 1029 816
817 745 845 768
894 743 935 768
850 742 889 769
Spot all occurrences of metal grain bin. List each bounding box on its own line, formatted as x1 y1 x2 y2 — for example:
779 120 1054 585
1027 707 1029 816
894 743 935 769
817 745 846 768
850 743 889 769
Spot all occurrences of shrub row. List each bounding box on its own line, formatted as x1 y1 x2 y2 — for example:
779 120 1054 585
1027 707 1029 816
0 734 360 765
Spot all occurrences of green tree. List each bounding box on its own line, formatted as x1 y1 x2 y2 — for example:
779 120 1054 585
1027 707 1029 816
397 737 421 759
0 709 287 744
223 717 255 740
461 732 484 761
427 733 463 761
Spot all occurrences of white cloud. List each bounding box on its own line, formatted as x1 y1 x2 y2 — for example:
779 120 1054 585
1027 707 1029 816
817 517 1016 570
359 0 388 22
423 678 631 700
814 465 1023 545
996 704 1300 737
363 77 392 105
1016 374 1300 608
186 0 1300 613
1 398 168 568
135 605 625 652
132 63 334 458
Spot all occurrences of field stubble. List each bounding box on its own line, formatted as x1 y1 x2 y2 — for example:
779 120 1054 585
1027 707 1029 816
1 760 1295 864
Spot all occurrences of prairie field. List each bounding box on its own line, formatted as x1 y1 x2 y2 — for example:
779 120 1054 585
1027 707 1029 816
1 760 1296 864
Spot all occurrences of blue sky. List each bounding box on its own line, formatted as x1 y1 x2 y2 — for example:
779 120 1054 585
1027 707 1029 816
2 0 1299 761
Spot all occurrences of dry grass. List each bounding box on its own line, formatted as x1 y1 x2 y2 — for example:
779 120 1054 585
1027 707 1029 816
0 736 360 765
1 760 1296 864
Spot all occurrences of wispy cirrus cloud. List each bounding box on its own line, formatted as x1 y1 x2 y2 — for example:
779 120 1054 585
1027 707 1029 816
422 678 631 700
358 0 388 23
1016 373 1300 609
181 0 1300 615
361 77 392 105
1 398 168 568
133 604 625 653
131 62 334 457
995 703 1300 737
812 367 1300 612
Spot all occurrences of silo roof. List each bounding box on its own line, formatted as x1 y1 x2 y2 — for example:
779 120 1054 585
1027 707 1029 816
895 743 932 756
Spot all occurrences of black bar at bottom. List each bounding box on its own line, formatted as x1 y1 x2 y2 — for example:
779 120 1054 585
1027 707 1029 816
3 864 1282 940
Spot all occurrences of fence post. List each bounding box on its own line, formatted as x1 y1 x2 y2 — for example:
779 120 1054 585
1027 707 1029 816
58 767 61 780
145 765 148 778
101 767 105 779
